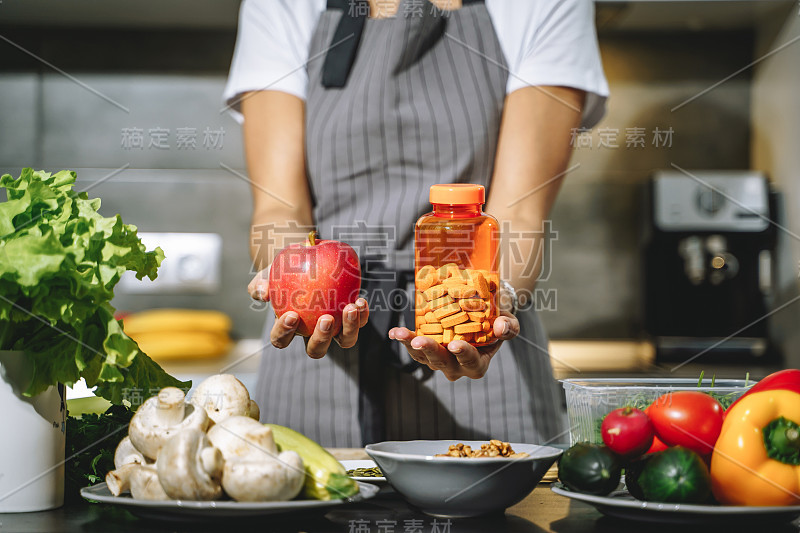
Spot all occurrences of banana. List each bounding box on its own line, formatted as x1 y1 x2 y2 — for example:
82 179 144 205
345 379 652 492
130 331 231 360
122 309 232 336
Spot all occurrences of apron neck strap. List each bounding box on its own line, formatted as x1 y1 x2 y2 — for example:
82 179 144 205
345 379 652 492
322 0 368 88
322 0 485 89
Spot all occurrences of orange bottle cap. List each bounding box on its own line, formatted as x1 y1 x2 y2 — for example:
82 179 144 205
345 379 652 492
429 184 485 205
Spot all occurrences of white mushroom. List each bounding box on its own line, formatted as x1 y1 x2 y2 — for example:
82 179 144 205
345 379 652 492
222 450 305 502
114 436 146 469
190 374 252 425
248 399 260 421
106 463 137 496
129 465 169 501
128 387 209 461
105 438 148 497
156 428 224 501
206 416 304 502
206 416 277 460
106 463 168 501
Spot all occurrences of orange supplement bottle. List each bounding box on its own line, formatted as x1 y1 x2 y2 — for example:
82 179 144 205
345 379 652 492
414 184 499 347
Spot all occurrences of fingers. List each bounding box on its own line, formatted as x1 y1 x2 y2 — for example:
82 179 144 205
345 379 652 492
447 341 489 379
410 335 462 381
273 297 368 355
388 327 428 365
270 311 299 348
335 304 361 349
390 329 495 380
493 313 520 341
248 267 270 301
305 314 335 359
334 298 369 349
355 298 369 328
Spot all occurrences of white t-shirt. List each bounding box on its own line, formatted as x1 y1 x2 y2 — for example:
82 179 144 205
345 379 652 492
223 0 609 128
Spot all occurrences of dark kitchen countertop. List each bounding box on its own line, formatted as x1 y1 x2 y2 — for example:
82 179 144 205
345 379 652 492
20 354 799 533
3 485 799 533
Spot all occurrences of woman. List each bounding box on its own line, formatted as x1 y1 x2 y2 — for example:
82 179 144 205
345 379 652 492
224 0 608 446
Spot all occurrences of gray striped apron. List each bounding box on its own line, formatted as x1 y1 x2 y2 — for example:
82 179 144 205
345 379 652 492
254 0 567 446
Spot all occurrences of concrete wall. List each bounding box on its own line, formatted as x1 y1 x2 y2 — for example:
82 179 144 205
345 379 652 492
750 9 800 368
0 24 774 342
539 31 753 339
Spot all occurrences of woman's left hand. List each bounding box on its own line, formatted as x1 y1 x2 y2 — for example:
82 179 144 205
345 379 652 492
388 311 520 381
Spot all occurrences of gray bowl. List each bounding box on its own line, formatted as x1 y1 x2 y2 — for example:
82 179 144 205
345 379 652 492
365 440 562 518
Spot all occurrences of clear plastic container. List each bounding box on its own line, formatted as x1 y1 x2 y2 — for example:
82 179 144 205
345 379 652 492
414 184 499 347
561 378 755 445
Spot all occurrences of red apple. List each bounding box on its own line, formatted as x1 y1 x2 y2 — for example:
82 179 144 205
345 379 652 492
268 232 361 337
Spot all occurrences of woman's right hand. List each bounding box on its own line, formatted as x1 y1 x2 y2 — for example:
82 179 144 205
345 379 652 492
248 267 369 358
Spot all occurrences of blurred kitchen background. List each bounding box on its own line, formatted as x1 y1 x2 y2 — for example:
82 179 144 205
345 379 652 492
1 0 799 385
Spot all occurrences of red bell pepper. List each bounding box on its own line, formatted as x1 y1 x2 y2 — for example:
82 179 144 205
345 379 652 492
727 369 800 414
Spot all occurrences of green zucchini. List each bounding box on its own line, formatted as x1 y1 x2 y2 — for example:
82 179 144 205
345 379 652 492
265 424 360 500
558 443 622 496
625 446 711 504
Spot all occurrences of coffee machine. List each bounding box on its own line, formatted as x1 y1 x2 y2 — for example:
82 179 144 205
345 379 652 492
643 171 777 362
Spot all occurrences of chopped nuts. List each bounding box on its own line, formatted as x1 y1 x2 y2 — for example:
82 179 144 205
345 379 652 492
434 440 529 458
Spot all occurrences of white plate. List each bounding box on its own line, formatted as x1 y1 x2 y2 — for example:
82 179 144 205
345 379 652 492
551 483 800 525
81 481 379 521
340 459 388 485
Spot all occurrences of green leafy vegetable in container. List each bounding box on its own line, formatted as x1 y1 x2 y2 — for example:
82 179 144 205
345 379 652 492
0 168 188 403
65 404 133 502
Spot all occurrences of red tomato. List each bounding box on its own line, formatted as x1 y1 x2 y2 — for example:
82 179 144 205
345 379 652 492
646 391 723 455
645 435 668 454
601 407 654 458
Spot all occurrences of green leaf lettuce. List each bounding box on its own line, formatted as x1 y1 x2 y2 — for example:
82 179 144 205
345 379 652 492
0 169 188 402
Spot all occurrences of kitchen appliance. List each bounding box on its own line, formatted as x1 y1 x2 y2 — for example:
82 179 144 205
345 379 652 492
643 171 777 362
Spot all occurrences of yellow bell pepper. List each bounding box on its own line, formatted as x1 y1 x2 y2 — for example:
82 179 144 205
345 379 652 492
711 389 800 506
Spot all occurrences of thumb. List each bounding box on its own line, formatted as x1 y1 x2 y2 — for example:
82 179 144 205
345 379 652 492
248 267 271 301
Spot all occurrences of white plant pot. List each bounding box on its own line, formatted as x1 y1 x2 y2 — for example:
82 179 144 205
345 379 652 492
0 351 66 512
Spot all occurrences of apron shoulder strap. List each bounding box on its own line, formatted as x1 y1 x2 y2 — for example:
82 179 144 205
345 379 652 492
322 0 368 88
322 0 486 88
326 0 351 9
